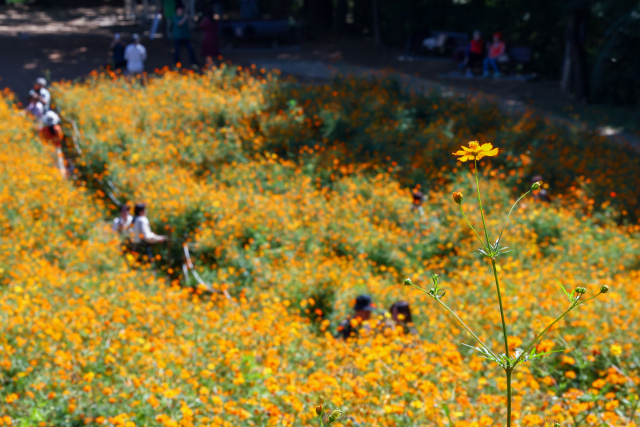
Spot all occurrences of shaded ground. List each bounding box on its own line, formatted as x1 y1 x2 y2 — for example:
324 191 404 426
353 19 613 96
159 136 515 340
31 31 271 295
1 4 638 140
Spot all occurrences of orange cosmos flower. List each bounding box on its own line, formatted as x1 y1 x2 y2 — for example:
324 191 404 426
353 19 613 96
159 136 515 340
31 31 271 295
452 140 499 162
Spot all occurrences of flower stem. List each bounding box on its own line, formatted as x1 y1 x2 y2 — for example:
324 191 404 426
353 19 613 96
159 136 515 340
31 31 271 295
409 283 498 360
473 161 491 248
459 206 488 250
491 259 510 358
496 189 532 245
515 292 603 367
506 369 512 427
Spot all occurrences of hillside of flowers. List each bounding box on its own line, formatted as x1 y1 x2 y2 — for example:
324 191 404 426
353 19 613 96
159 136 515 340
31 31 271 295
0 68 638 426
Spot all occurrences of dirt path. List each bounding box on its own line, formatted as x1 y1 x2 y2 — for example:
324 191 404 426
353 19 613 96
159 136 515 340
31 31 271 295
1 5 637 147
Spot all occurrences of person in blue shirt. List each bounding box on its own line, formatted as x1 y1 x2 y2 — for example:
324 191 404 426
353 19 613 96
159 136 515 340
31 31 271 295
172 6 198 67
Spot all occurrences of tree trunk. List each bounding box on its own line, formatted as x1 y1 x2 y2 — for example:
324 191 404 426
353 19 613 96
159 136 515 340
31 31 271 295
334 0 347 33
563 7 590 104
306 0 333 31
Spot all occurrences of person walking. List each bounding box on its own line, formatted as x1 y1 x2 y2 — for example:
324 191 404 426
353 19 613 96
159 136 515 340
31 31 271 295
172 6 198 67
199 8 220 64
124 34 147 75
33 78 51 111
110 33 127 70
39 111 66 178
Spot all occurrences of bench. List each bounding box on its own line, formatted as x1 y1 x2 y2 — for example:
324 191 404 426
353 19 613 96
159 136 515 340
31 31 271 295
407 30 469 58
497 46 533 74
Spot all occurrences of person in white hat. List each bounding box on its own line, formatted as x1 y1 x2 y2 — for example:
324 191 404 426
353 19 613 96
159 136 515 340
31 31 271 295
39 111 66 178
33 77 51 111
124 33 147 75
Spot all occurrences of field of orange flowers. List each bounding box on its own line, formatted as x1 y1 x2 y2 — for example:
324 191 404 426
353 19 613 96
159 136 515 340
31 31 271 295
0 68 638 426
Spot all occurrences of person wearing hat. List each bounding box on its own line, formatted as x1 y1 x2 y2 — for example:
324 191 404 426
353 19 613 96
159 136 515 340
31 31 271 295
411 190 426 215
483 32 506 77
33 78 51 111
336 295 375 340
110 33 127 70
124 34 147 75
39 111 66 177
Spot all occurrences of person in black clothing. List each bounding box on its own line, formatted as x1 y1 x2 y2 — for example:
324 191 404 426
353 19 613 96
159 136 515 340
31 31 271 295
110 33 127 70
337 295 375 339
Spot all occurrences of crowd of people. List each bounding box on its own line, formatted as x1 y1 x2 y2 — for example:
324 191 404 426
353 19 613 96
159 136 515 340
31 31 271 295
460 31 507 77
108 4 220 76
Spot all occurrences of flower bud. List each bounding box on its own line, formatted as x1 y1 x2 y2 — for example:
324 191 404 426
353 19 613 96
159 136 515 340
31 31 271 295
452 191 463 204
315 404 323 416
403 278 413 287
531 181 541 190
600 285 609 294
329 410 343 422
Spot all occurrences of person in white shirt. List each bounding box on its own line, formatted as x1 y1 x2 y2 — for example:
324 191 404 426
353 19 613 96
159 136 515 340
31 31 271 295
124 34 147 75
131 203 167 261
25 90 44 119
112 204 133 235
33 78 51 111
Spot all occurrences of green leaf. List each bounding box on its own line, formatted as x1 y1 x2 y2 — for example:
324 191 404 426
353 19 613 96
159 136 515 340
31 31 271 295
555 279 572 301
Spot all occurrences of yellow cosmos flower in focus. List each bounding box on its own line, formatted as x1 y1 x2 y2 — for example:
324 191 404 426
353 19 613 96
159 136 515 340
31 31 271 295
453 140 499 162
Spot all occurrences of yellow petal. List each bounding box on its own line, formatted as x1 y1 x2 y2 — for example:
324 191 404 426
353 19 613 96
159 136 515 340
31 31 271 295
484 148 499 157
480 143 494 151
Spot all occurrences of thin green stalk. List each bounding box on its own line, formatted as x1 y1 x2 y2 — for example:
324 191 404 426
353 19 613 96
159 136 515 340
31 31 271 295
506 369 512 427
409 283 498 360
496 189 532 245
514 292 602 366
491 259 510 358
459 205 488 250
473 160 491 247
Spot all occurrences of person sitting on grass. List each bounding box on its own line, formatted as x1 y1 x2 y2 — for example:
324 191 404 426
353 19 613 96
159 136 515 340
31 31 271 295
112 204 133 236
483 32 506 77
411 190 425 215
336 295 375 340
389 301 417 334
131 203 167 262
462 30 484 77
531 175 551 202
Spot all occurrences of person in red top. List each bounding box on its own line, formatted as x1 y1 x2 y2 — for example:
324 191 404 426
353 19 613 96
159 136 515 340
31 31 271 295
483 32 506 77
463 30 484 77
39 111 67 177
